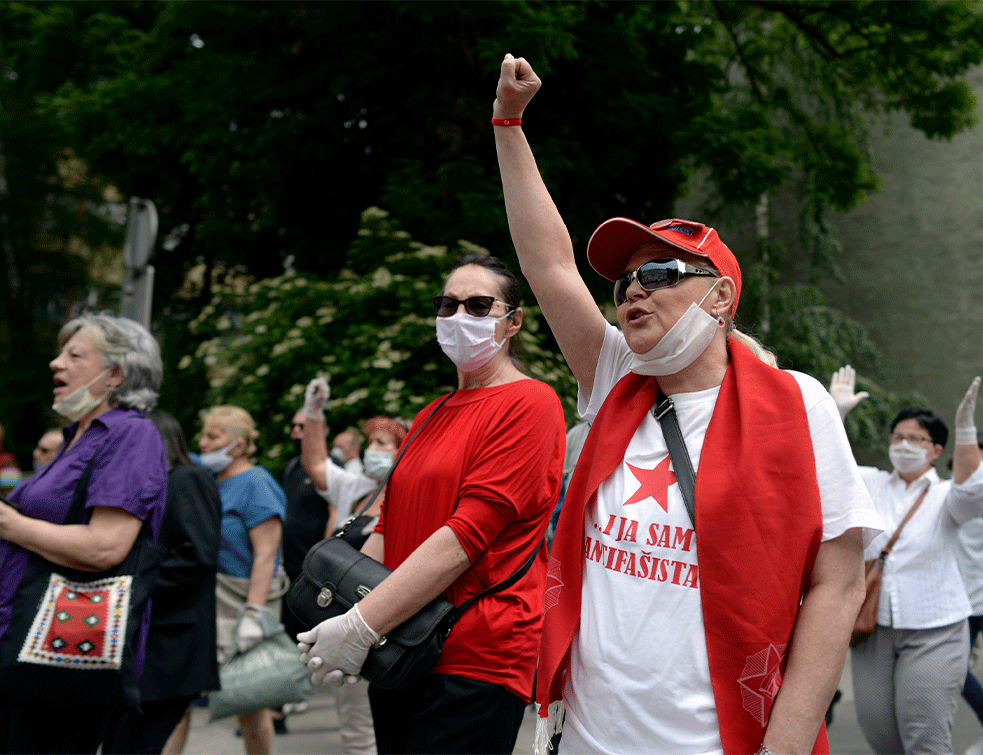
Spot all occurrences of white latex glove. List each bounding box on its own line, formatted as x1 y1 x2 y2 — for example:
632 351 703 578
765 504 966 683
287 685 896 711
828 365 869 420
955 376 981 445
303 377 330 421
297 604 380 687
236 611 265 653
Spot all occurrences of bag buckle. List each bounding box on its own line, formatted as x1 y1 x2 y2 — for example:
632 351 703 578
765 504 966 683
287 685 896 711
653 395 674 420
316 588 333 608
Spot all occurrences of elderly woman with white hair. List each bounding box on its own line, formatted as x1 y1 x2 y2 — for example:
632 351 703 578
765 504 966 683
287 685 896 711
0 312 168 754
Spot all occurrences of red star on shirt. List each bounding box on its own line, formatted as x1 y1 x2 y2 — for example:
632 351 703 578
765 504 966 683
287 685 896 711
624 456 677 512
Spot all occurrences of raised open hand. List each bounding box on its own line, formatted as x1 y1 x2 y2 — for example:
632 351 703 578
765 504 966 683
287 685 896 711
828 365 869 421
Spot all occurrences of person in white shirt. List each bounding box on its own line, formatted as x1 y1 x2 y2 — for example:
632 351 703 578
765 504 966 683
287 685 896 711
494 54 882 755
830 366 983 755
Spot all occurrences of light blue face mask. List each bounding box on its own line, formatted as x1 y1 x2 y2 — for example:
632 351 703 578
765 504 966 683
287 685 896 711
199 439 239 474
362 449 395 481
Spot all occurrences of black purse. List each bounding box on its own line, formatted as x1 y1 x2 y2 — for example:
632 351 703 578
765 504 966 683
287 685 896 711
0 456 164 711
286 392 544 690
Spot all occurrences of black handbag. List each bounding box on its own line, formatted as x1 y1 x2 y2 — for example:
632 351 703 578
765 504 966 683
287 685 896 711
286 391 543 690
287 531 543 691
0 456 164 711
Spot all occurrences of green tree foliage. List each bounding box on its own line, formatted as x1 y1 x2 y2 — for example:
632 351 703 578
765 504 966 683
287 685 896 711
173 208 577 475
1 1 981 461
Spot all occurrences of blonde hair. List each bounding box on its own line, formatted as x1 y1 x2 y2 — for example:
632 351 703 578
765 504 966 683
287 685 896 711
204 405 259 459
730 326 778 368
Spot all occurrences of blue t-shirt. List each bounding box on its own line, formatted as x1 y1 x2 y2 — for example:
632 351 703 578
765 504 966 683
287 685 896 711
218 466 286 578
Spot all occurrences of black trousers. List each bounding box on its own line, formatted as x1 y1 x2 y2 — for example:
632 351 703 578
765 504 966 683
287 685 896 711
368 674 526 755
101 694 196 754
0 704 108 754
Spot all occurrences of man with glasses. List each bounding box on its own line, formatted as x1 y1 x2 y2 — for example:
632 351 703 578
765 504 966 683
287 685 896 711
831 368 983 754
494 54 882 755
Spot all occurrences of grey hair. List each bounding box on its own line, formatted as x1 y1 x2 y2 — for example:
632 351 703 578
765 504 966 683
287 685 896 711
58 313 163 413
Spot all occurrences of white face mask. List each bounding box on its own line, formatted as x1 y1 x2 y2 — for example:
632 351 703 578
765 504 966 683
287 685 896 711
200 439 239 474
630 283 723 376
363 449 395 481
436 312 511 373
889 440 931 475
52 368 112 422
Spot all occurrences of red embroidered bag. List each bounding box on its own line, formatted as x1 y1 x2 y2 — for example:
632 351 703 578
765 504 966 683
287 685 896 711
0 457 164 710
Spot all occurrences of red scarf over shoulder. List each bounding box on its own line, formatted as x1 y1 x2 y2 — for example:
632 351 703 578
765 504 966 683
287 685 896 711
538 340 828 755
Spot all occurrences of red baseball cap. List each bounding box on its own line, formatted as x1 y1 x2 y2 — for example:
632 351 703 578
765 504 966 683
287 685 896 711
586 217 742 315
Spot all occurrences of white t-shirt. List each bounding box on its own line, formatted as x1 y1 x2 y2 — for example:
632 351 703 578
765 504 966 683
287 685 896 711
315 458 377 525
561 324 882 755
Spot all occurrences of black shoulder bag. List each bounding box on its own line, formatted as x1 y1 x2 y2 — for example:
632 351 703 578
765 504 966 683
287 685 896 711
0 456 165 711
286 391 545 690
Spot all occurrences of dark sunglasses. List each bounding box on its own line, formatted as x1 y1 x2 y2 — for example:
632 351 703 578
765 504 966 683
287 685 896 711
613 258 718 306
432 295 514 318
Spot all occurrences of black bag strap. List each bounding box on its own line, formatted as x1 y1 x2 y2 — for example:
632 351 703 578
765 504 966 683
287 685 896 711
653 391 697 531
454 535 545 617
335 390 456 538
64 455 97 525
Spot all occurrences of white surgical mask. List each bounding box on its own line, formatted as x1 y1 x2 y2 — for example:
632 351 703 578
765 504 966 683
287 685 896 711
200 440 239 474
889 440 930 475
52 369 112 422
363 449 395 481
630 283 723 376
330 447 348 466
436 312 511 373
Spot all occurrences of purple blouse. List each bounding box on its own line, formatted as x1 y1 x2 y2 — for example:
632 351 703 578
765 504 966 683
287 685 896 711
0 407 167 667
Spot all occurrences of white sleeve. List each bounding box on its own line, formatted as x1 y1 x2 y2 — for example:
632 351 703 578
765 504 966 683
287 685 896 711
578 322 634 421
317 462 377 524
791 371 884 547
945 464 983 526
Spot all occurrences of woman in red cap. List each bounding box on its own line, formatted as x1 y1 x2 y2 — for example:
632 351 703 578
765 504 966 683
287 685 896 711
493 54 883 755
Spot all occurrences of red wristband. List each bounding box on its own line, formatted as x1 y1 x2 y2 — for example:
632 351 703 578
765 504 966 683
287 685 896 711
491 117 522 127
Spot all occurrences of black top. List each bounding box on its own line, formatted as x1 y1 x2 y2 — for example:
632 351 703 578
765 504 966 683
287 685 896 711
140 464 222 701
281 456 331 580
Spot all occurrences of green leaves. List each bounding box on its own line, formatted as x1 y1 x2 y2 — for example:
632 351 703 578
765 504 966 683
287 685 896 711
173 208 578 476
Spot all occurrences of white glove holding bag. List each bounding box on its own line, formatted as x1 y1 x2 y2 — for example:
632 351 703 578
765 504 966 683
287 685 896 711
236 609 266 653
829 365 869 421
297 604 380 687
955 376 981 446
303 377 330 422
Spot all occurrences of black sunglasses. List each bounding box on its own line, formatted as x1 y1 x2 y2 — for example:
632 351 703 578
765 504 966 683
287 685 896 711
432 295 514 318
613 258 718 306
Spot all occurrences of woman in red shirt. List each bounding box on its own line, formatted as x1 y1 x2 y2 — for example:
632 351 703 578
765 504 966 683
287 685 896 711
298 254 566 754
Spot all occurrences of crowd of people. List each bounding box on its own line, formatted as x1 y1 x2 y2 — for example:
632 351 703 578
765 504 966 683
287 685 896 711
1 52 983 755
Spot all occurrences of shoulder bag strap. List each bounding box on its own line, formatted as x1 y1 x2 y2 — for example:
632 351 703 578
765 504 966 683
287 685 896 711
334 390 456 538
654 391 697 531
64 455 97 525
455 535 545 616
879 483 930 562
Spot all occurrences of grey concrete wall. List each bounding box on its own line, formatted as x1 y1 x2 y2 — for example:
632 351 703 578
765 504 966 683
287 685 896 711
820 64 983 423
